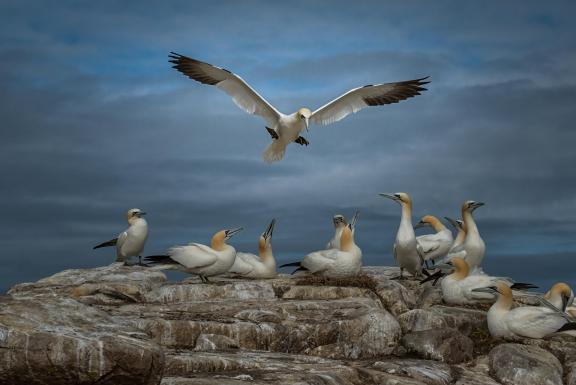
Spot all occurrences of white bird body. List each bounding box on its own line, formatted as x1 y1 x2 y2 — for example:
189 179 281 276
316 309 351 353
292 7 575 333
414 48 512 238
301 224 362 278
544 282 574 312
229 219 277 279
480 282 570 339
94 208 148 264
146 228 243 282
381 192 422 278
169 53 429 163
448 201 485 271
117 217 148 261
415 215 453 264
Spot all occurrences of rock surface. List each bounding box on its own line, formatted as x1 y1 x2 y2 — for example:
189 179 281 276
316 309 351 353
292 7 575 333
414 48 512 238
1 263 575 384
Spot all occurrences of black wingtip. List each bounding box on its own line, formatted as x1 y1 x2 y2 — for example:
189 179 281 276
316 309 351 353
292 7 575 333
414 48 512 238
291 266 308 275
510 282 539 290
420 270 445 285
279 261 302 268
557 322 576 332
93 238 118 250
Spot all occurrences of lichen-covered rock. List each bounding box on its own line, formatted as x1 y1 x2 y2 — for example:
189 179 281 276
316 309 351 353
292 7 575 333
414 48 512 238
401 327 474 363
489 343 563 385
398 305 487 336
372 359 453 385
0 295 164 385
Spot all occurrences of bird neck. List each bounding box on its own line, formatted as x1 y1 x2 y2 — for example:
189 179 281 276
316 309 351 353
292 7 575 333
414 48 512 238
128 217 146 227
211 232 227 251
339 228 354 252
258 241 273 261
494 291 513 311
462 210 479 238
399 204 415 235
454 229 466 245
428 217 446 233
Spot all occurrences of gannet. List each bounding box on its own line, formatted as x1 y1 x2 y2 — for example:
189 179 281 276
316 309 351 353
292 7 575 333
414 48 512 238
447 201 485 271
473 282 576 339
93 208 148 265
326 214 347 249
544 282 574 312
228 219 277 279
415 215 454 268
145 227 243 283
433 257 536 305
169 52 429 163
380 192 423 279
444 217 466 254
279 218 362 278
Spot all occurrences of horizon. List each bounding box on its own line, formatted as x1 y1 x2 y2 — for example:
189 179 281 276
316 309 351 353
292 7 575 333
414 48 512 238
1 0 575 292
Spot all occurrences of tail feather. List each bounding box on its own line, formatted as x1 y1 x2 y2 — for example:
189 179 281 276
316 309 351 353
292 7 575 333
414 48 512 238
93 238 118 249
292 266 308 275
279 261 301 268
557 322 576 332
510 282 538 290
144 255 177 264
262 141 286 163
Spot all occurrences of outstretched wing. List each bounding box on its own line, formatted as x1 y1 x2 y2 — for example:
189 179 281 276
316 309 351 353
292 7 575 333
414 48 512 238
311 77 429 126
169 52 281 126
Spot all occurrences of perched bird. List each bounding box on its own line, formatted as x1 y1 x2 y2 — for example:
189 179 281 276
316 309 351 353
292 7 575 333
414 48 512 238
380 192 423 279
279 216 361 278
326 214 347 249
473 281 576 339
444 217 466 254
415 215 454 268
169 52 429 163
447 201 485 271
431 257 537 305
93 208 148 265
543 282 574 312
145 227 243 283
228 219 277 279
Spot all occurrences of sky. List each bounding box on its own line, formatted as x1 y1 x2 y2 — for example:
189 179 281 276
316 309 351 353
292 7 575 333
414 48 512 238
1 0 575 292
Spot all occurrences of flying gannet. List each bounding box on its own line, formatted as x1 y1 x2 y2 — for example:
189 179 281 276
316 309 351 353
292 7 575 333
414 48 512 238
93 208 148 265
279 214 361 278
380 192 423 279
415 215 454 269
447 201 485 271
145 227 243 283
473 281 576 339
169 52 429 163
228 219 277 279
326 214 347 249
430 257 536 305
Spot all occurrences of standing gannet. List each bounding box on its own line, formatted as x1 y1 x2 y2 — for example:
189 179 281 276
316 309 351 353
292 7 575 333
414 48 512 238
473 282 576 339
543 282 574 312
169 53 429 163
415 215 454 268
435 257 536 305
93 208 148 265
326 214 347 249
380 192 423 279
448 201 485 271
445 217 466 254
145 227 243 283
279 217 362 278
228 219 277 279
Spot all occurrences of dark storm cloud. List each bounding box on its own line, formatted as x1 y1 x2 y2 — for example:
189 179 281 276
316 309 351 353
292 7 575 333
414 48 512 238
1 0 576 292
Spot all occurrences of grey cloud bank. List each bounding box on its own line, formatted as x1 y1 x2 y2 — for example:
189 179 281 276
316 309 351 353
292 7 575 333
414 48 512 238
1 0 575 292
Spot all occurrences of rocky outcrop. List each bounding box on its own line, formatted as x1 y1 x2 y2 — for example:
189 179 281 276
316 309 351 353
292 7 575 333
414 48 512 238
1 263 576 384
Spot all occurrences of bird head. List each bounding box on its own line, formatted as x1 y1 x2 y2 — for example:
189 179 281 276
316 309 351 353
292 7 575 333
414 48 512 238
379 192 412 208
259 219 276 252
298 108 311 131
332 214 347 229
127 208 146 223
462 200 484 213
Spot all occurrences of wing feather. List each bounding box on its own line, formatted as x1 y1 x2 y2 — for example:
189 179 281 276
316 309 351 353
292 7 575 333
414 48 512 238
311 77 429 126
169 52 281 126
168 243 218 269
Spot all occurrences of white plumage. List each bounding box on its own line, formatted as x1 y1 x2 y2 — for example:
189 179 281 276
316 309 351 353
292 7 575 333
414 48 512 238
415 215 453 267
169 53 429 162
380 192 422 278
447 201 485 271
229 219 277 279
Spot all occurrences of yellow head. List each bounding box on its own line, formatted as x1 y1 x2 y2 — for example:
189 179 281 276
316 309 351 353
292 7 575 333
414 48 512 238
127 208 146 224
380 192 412 211
298 108 311 119
449 257 470 280
258 219 275 256
211 227 243 251
415 215 445 231
461 200 484 214
339 225 353 252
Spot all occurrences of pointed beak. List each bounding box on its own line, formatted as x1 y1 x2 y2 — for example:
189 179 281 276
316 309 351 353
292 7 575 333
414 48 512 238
444 217 458 229
350 211 359 229
414 221 427 229
471 202 485 209
225 227 243 239
263 219 275 240
304 118 309 131
137 211 147 217
379 193 398 201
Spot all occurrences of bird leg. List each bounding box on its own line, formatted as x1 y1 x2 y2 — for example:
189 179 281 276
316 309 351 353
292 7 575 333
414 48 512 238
266 127 279 140
391 268 405 280
294 136 309 146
